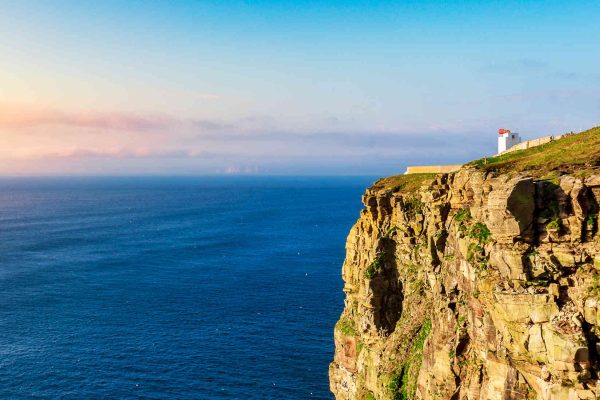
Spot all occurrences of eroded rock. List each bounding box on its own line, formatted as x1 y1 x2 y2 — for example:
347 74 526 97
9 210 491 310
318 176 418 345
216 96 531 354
330 169 600 400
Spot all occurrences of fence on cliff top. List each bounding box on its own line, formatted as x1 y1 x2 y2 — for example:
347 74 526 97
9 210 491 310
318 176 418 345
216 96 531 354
405 132 576 175
405 165 462 174
498 132 574 155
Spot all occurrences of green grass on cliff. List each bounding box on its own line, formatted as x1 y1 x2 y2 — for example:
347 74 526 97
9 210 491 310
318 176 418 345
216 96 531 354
372 127 598 195
372 173 436 193
468 126 600 178
336 318 358 336
387 319 432 400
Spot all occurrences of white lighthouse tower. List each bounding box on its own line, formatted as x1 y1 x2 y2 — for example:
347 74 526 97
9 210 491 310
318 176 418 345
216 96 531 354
498 129 521 153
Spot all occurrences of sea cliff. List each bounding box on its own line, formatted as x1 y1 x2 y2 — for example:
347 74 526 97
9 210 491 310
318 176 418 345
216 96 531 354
330 128 600 399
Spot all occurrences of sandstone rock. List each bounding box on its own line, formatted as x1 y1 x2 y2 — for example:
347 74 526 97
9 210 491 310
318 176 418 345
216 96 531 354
584 175 600 187
330 169 600 400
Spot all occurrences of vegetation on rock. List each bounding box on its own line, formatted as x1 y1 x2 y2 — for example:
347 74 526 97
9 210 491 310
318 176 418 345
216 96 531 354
387 319 431 400
454 208 472 223
336 318 358 337
371 173 436 194
468 222 491 244
468 126 600 177
365 251 386 279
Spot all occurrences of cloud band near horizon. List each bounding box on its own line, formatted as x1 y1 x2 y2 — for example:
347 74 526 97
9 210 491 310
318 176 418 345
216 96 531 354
0 102 592 176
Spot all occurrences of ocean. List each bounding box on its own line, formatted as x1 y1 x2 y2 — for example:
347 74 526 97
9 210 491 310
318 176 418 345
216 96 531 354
0 176 374 399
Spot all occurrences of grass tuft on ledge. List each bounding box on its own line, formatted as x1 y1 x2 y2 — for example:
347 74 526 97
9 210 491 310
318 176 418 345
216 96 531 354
372 173 437 194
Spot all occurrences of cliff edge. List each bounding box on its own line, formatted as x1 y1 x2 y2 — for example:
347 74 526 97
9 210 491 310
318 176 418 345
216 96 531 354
330 127 600 400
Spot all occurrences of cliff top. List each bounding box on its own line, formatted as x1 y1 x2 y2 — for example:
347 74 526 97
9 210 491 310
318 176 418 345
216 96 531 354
371 173 437 194
374 126 599 194
468 126 600 179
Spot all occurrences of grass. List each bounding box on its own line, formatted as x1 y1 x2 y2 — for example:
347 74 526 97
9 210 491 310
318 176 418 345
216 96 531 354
456 219 491 273
546 219 560 230
466 242 483 263
526 249 539 257
586 215 596 226
336 318 358 336
467 126 600 177
468 222 492 244
404 195 424 217
365 251 386 279
591 273 600 295
387 319 432 400
371 173 437 194
454 209 472 223
371 127 599 197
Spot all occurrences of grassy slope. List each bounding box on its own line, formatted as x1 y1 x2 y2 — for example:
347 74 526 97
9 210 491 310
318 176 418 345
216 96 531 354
373 127 600 193
371 173 437 193
468 126 600 179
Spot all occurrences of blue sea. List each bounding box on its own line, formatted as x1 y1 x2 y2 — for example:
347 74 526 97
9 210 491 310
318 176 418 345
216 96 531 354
0 176 374 399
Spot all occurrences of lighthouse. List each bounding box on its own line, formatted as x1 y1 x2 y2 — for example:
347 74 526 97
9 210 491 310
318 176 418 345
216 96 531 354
498 129 521 153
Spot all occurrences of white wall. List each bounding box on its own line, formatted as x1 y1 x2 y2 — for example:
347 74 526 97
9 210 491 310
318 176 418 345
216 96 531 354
498 132 521 153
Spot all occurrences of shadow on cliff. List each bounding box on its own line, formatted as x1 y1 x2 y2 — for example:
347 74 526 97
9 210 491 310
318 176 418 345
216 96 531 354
368 236 403 335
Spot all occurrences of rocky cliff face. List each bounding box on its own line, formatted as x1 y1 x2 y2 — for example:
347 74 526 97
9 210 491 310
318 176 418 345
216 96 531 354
330 168 600 400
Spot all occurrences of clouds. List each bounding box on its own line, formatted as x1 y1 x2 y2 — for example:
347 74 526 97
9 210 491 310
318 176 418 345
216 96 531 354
0 112 493 176
1 0 599 176
33 148 214 160
0 99 590 176
0 103 245 135
0 104 175 131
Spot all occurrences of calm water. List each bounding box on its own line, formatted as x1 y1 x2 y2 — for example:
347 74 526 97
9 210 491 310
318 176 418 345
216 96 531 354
0 176 373 399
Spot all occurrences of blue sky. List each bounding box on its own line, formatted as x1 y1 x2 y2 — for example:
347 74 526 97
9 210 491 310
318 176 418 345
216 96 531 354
0 0 598 175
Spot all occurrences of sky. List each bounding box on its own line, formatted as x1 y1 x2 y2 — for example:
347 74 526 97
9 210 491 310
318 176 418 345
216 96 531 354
0 0 598 176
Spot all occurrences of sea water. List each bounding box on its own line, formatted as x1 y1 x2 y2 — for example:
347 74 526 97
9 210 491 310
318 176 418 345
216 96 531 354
0 176 374 399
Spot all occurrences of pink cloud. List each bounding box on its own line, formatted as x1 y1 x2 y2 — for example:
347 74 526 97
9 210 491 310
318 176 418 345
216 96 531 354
0 103 236 134
0 104 174 131
33 148 208 160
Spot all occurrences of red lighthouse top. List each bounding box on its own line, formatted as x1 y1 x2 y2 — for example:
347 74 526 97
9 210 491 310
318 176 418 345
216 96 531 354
498 128 511 135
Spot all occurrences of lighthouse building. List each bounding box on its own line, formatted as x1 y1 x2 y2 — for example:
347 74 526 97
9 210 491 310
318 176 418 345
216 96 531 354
497 129 521 153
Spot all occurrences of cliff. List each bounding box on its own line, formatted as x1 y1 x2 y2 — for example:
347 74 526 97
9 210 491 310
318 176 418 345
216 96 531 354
330 128 600 400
